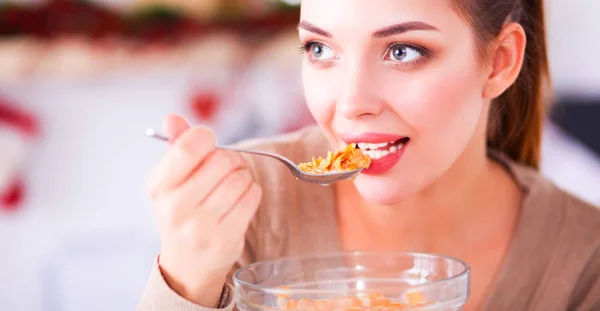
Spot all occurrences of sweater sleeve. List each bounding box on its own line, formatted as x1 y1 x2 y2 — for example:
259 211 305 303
135 222 260 311
135 196 260 311
136 256 237 311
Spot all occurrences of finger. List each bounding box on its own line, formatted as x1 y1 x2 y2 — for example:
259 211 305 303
173 150 246 206
217 182 262 237
163 114 190 143
147 126 216 195
200 168 254 222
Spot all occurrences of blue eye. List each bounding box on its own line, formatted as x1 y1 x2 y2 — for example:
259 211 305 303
303 42 337 61
386 44 424 63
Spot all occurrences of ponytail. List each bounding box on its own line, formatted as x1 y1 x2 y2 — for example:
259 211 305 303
454 0 551 170
488 0 550 169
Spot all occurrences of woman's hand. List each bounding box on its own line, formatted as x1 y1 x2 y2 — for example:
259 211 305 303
146 114 263 307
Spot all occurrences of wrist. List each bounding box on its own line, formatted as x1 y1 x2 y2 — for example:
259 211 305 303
158 254 228 307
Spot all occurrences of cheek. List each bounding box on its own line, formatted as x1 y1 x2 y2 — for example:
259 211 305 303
302 64 337 129
389 60 485 148
406 77 481 133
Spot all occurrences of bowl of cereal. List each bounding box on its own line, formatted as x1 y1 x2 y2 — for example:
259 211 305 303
233 251 470 311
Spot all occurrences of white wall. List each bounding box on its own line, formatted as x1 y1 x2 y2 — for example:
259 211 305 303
546 0 600 97
0 73 175 311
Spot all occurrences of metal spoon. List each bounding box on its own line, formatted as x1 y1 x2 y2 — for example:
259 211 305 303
145 128 363 185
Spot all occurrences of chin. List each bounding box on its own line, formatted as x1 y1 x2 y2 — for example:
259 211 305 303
352 174 415 206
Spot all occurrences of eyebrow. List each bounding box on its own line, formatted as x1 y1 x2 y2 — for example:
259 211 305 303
297 20 332 37
373 21 439 37
297 20 439 38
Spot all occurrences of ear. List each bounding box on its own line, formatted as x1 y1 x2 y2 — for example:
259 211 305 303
482 22 527 99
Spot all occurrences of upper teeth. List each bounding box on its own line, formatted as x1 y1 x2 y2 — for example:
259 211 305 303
357 141 393 150
356 140 405 159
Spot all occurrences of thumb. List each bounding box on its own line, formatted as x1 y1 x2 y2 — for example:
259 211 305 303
162 114 190 142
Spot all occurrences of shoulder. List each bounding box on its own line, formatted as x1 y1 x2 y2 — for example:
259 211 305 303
232 125 329 163
568 245 600 310
507 153 600 248
231 125 330 186
551 189 600 309
508 155 600 235
490 150 600 230
505 155 600 308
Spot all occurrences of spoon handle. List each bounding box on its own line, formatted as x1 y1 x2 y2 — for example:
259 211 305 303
145 128 299 170
145 129 170 142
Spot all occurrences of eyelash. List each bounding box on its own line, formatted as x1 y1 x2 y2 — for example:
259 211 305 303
300 41 315 53
299 41 432 67
299 41 322 64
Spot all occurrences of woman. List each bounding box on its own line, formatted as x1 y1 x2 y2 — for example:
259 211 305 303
138 0 600 310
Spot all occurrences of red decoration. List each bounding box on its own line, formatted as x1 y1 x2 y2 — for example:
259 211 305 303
0 96 39 212
1 179 24 211
190 91 220 120
0 99 39 136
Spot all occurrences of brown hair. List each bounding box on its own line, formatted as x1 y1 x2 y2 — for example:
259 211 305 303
453 0 551 170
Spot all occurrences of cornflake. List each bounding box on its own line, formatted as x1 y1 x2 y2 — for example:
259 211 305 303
298 144 371 174
274 291 434 311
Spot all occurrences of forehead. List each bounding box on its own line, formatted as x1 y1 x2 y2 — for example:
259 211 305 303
300 0 460 33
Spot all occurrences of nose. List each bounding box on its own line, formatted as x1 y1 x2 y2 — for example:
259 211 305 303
337 62 383 120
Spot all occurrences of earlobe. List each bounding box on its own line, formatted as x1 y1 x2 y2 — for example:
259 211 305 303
482 23 527 99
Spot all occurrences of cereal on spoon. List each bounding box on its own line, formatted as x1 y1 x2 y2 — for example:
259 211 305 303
299 144 371 174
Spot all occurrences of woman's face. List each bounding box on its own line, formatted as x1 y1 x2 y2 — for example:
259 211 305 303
300 0 491 205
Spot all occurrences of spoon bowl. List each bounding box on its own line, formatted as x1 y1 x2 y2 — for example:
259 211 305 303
145 128 364 185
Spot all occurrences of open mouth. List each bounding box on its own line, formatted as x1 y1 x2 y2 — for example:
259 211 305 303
355 137 410 160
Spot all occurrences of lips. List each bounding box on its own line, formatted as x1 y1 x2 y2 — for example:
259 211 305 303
341 132 410 175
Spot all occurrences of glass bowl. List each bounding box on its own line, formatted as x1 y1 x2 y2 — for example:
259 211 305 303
233 251 470 311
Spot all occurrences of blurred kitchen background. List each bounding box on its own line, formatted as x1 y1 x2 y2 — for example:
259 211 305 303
0 0 598 310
